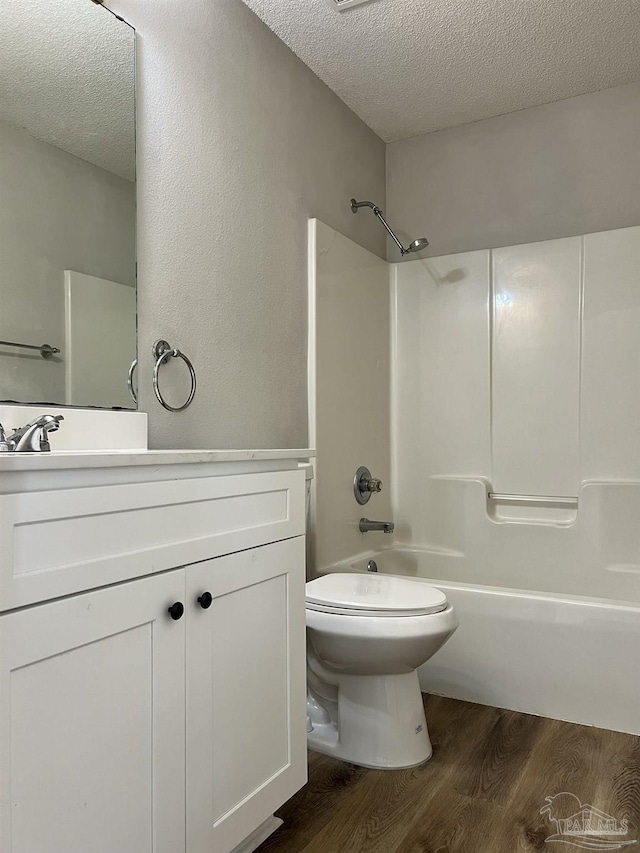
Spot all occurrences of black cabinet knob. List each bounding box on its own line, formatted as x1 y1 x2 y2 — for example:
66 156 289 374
168 601 184 621
197 591 213 610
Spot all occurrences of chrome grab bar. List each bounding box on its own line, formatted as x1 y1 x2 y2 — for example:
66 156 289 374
488 493 578 508
0 340 60 359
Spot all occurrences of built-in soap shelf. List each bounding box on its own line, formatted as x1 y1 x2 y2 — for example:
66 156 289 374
487 491 579 525
487 491 578 525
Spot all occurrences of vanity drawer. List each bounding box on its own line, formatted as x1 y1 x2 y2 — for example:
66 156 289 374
0 469 305 611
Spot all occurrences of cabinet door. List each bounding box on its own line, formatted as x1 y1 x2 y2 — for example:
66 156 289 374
0 571 187 853
186 537 307 853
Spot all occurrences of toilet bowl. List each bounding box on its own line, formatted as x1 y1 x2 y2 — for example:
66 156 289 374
306 572 458 769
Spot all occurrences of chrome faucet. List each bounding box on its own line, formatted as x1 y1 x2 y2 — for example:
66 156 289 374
359 518 395 534
3 414 64 452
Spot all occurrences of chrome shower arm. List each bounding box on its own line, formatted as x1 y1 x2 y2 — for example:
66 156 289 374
350 197 428 256
372 208 407 255
350 199 377 212
351 198 406 253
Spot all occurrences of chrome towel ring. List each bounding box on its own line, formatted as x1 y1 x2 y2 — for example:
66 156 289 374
127 358 138 404
152 339 197 412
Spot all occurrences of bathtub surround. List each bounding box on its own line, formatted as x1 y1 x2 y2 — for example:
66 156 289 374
312 221 640 600
311 220 640 734
387 83 640 259
310 222 640 603
392 225 640 602
105 0 386 450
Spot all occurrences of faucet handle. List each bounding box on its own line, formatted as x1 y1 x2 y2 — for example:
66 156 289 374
0 422 14 452
354 466 384 505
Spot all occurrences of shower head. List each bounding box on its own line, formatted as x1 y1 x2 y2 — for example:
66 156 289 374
406 237 430 253
350 198 429 256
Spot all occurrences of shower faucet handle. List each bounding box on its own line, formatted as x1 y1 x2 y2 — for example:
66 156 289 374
354 466 383 505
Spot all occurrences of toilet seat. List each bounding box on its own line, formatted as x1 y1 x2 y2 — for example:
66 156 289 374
306 572 448 617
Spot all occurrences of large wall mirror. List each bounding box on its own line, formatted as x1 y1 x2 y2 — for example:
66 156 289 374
0 0 136 409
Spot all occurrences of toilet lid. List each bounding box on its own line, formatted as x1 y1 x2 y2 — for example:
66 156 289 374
305 573 448 616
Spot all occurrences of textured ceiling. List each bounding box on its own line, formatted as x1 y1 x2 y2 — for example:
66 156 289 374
241 0 640 142
0 0 135 180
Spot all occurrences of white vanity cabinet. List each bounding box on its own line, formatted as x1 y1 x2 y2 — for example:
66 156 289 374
0 570 187 853
0 453 310 853
186 538 307 853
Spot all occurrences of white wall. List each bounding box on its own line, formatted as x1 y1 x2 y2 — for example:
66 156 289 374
386 83 640 260
392 225 640 603
0 119 135 405
310 220 391 570
106 0 386 450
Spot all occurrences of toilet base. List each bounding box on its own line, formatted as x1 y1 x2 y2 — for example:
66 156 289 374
307 670 433 769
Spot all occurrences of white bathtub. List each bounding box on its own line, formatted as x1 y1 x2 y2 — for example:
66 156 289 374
317 548 640 736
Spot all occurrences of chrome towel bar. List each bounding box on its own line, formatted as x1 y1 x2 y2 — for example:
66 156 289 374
0 339 60 359
488 493 578 508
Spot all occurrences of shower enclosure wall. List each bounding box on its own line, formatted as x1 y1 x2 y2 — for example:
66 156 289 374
309 218 640 735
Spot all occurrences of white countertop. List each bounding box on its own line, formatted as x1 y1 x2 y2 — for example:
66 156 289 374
0 448 315 472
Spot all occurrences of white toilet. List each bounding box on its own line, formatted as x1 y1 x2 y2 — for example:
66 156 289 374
306 572 458 769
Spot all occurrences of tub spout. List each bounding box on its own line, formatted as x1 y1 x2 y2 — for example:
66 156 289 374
359 518 395 534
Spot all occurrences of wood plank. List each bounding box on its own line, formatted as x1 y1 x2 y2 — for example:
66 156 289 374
259 757 367 852
259 695 640 853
